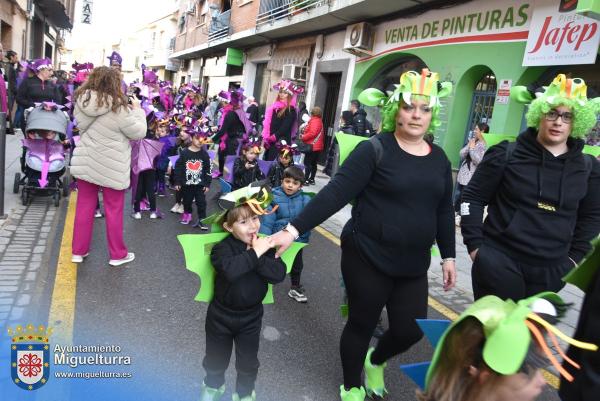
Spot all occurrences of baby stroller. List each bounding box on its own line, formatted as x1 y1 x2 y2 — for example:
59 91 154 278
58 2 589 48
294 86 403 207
13 103 70 206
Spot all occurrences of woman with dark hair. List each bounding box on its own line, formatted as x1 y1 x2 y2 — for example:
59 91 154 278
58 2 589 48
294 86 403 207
262 80 303 161
270 69 456 401
70 66 147 266
454 122 488 216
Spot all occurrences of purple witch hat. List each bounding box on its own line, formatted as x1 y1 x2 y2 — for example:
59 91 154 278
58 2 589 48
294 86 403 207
30 58 53 72
107 51 122 66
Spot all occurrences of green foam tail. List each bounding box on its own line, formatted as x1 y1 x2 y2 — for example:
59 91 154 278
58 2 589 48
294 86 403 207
335 132 369 166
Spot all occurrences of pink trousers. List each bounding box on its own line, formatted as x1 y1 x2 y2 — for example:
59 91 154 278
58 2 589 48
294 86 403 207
72 179 128 260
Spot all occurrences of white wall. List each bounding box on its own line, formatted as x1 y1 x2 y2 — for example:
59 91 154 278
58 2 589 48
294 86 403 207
243 44 271 96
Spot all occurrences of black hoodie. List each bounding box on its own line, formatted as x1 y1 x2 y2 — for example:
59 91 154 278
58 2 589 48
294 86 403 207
461 128 600 265
352 108 369 137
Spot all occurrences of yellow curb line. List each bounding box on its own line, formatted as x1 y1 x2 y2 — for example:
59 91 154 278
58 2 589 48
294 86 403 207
314 225 560 389
47 192 78 345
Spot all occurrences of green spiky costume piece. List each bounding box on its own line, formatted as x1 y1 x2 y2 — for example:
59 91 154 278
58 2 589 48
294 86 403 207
400 292 598 391
199 383 225 401
510 73 600 138
339 385 366 401
364 347 388 398
563 236 600 292
178 183 307 304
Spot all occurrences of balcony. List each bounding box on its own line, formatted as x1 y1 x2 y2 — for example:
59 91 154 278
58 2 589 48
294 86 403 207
257 0 328 29
208 9 231 42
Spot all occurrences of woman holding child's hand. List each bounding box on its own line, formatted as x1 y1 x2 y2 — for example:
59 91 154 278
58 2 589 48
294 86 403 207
270 69 456 401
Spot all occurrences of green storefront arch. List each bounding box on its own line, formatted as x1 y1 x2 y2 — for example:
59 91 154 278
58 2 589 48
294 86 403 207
352 41 540 167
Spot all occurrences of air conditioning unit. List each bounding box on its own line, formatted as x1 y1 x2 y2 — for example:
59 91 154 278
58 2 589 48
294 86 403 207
343 22 374 57
282 64 307 82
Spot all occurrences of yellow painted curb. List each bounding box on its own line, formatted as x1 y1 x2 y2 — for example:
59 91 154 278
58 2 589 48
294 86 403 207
48 192 78 345
314 224 560 389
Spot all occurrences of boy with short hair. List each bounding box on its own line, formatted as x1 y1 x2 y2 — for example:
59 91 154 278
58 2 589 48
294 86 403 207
260 166 312 302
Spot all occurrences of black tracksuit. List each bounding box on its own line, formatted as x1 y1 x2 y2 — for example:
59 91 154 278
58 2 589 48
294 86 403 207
174 147 212 217
232 157 265 190
204 235 286 397
461 128 600 300
213 110 245 174
290 132 455 389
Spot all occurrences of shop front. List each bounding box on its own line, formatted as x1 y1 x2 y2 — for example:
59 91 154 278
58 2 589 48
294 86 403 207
351 0 600 166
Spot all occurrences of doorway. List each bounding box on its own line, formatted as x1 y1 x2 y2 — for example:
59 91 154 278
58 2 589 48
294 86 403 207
464 72 496 143
320 72 342 164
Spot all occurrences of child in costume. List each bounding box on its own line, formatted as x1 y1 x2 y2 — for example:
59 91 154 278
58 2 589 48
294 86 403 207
266 140 297 188
232 138 264 190
199 184 286 401
170 126 192 214
153 117 172 197
174 127 211 227
260 166 311 302
409 292 598 401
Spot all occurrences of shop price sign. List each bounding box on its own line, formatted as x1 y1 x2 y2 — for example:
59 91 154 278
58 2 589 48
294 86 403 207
82 0 93 24
523 0 600 66
496 79 512 104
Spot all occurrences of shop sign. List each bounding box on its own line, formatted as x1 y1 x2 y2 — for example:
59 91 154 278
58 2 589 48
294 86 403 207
369 1 533 61
495 79 512 104
82 0 93 24
523 0 600 66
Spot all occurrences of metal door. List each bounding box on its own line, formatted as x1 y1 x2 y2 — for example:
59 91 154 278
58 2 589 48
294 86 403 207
464 74 497 143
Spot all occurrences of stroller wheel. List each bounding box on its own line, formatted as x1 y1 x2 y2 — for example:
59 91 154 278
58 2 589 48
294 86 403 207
62 175 70 197
13 173 21 194
21 189 29 206
53 191 60 207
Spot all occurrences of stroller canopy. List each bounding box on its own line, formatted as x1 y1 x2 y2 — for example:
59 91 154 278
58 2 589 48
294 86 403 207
26 105 69 135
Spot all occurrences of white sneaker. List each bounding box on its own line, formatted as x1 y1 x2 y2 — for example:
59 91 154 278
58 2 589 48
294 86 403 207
170 203 180 213
132 212 142 219
109 252 135 267
177 203 185 214
71 252 89 263
149 212 158 219
94 210 104 218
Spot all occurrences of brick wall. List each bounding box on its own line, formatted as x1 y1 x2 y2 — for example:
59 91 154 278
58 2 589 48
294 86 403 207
230 0 260 32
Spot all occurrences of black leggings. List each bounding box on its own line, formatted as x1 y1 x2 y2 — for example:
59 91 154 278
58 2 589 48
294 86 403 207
303 151 320 181
181 185 207 218
340 234 428 389
134 170 156 212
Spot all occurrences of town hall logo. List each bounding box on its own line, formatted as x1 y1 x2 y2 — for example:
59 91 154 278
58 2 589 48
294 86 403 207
7 324 52 390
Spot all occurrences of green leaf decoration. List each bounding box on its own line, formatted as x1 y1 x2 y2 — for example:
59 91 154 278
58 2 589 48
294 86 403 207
509 86 534 104
358 88 387 107
335 131 369 166
563 236 600 292
482 134 517 147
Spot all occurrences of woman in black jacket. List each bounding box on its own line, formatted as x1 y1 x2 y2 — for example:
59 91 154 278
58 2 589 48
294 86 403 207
460 74 600 301
270 69 456 401
16 58 62 114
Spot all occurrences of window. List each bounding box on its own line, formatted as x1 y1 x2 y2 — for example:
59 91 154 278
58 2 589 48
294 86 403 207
178 15 186 33
197 0 208 25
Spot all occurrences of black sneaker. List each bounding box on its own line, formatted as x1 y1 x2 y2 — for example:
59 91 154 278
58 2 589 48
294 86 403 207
288 286 308 303
372 317 386 339
192 220 209 230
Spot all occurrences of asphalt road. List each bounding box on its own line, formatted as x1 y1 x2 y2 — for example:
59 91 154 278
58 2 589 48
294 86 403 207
3 182 561 401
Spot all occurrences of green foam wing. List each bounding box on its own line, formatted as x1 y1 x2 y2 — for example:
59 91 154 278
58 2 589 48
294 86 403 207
563 236 600 292
483 133 517 147
583 145 600 157
335 132 369 166
358 88 387 107
179 233 307 304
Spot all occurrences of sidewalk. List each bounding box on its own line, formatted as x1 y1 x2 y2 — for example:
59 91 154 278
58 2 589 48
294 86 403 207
1 132 25 224
307 164 584 337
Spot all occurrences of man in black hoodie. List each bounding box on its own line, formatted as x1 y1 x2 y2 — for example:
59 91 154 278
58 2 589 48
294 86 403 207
460 75 600 301
349 99 372 137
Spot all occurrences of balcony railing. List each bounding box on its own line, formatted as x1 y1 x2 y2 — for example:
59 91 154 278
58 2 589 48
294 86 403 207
208 10 231 42
256 0 328 29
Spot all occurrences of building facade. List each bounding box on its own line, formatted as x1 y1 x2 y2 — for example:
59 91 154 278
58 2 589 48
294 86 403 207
171 0 600 167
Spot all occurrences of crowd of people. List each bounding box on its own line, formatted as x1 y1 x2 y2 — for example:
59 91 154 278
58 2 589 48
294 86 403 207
7 49 600 401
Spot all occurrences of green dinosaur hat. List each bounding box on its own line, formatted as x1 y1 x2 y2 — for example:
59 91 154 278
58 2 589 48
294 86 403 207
357 68 452 133
422 292 598 389
510 74 600 138
202 182 276 230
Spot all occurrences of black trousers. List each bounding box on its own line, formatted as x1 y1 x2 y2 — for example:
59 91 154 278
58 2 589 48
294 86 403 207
290 250 303 287
134 170 156 212
340 234 427 389
303 151 320 181
453 183 465 213
203 301 263 397
471 243 571 301
181 185 207 218
218 138 239 173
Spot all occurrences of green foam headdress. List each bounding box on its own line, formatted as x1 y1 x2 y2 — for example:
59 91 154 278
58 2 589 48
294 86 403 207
510 73 600 138
401 292 598 389
178 182 306 304
358 68 453 133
